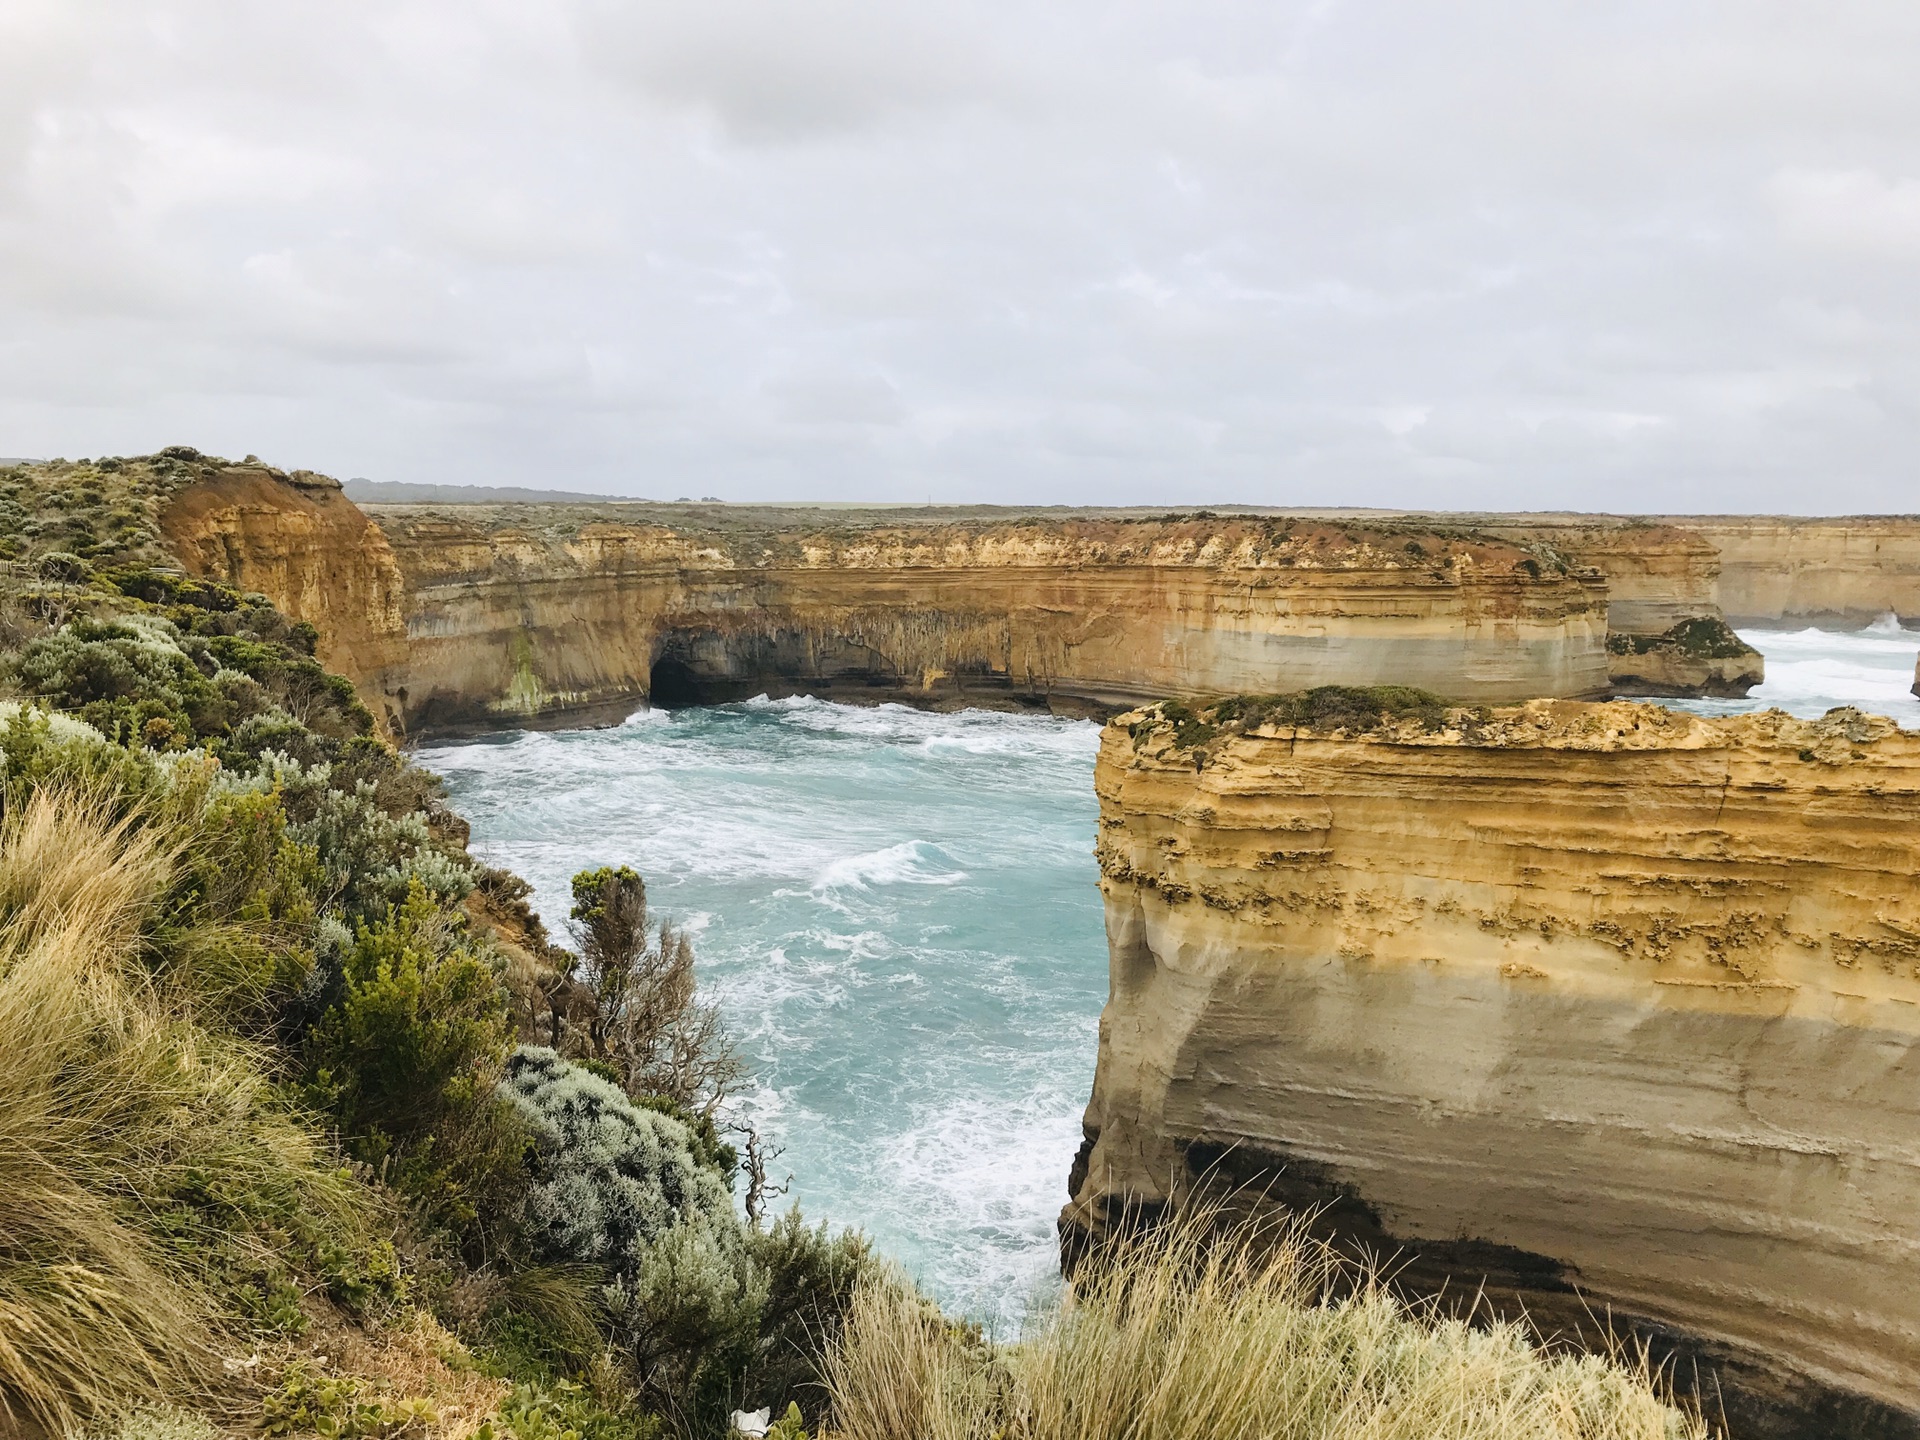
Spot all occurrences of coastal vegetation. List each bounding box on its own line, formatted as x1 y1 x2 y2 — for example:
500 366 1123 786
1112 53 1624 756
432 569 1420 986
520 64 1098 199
2 452 1707 1438
824 1211 1705 1440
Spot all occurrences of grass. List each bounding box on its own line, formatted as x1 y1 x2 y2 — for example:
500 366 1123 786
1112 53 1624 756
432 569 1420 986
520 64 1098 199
0 788 392 1435
0 790 216 1431
824 1210 1707 1440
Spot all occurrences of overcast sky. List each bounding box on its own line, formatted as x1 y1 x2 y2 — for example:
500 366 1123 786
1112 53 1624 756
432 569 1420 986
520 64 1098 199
3 3 1918 510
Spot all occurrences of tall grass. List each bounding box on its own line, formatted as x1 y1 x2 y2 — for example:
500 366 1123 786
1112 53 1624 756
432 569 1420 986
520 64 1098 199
0 790 371 1435
824 1212 1708 1440
0 791 212 1433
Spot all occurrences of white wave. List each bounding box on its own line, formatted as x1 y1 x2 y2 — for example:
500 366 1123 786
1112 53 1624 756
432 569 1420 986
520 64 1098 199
818 928 895 958
1865 611 1918 637
815 839 969 892
876 1092 1088 1333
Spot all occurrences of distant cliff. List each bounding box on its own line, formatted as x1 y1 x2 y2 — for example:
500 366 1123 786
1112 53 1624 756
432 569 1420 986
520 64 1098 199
365 504 1617 733
1065 694 1920 1440
151 464 1920 733
158 469 1618 735
1677 516 1920 627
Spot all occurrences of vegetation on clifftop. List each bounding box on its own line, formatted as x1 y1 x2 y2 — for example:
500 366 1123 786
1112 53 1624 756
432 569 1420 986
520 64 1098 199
824 1209 1705 1440
1606 616 1755 660
0 453 877 1439
1140 686 1460 753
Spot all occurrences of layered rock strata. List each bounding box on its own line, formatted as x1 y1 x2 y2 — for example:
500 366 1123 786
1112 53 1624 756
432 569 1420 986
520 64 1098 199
1680 517 1920 627
1065 696 1920 1439
1468 520 1764 695
282 492 1613 733
158 462 412 730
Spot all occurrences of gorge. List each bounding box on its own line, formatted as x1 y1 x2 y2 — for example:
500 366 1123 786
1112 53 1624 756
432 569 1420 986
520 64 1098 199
130 454 1920 1436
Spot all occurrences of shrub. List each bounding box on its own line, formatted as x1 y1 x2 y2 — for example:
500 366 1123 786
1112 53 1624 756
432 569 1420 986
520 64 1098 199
304 881 521 1242
557 866 744 1115
500 1047 764 1401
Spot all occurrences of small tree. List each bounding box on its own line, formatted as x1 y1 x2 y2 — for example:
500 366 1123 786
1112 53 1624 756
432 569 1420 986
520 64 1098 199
565 865 745 1117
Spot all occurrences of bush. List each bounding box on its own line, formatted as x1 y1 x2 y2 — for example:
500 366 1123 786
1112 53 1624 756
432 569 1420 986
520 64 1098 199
305 881 522 1243
554 866 745 1116
0 791 395 1434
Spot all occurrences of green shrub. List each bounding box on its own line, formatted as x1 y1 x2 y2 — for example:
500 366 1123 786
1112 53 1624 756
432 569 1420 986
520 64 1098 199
259 1363 440 1438
482 1378 662 1440
304 881 521 1242
500 1047 764 1401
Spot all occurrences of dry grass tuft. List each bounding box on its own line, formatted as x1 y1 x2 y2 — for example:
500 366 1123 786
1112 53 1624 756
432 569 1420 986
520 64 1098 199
0 789 216 1433
0 788 375 1435
825 1211 1708 1440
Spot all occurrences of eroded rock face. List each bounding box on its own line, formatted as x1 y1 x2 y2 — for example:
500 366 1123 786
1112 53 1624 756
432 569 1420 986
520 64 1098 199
159 464 412 731
1677 517 1920 627
351 503 1614 733
1474 520 1766 696
1066 698 1920 1439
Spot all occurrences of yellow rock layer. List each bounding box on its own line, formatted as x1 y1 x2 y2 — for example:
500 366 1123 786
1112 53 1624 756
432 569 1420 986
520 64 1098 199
355 502 1612 732
158 464 412 732
1681 516 1920 626
1067 698 1920 1434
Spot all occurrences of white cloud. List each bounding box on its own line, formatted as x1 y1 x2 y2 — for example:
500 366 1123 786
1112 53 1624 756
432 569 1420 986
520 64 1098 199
0 0 1918 509
1770 167 1920 258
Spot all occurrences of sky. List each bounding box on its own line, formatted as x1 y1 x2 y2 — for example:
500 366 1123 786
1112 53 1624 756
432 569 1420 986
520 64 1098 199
2 2 1918 511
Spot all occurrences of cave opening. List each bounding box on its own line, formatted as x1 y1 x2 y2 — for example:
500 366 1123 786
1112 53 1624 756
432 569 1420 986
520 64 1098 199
647 655 711 708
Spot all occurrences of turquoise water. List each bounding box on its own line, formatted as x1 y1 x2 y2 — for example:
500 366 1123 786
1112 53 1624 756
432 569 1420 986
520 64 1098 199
422 700 1106 1331
421 622 1920 1328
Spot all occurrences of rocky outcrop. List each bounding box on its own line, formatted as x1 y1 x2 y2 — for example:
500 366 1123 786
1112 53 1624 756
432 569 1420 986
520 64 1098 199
1065 696 1920 1439
1603 616 1766 697
1470 520 1765 695
346 502 1613 733
159 462 412 731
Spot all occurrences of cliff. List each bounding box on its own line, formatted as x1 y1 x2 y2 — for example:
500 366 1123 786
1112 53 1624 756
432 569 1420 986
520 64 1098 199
1678 517 1920 627
1065 694 1920 1440
1461 519 1764 695
159 461 412 732
351 502 1613 733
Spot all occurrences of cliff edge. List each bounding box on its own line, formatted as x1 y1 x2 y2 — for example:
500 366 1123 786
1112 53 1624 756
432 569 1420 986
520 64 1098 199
159 458 412 732
1066 693 1920 1440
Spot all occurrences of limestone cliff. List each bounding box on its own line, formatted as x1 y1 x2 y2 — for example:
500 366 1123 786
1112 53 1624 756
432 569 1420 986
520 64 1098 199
159 462 412 731
1678 517 1920 626
1065 695 1920 1439
354 503 1613 733
1469 519 1764 695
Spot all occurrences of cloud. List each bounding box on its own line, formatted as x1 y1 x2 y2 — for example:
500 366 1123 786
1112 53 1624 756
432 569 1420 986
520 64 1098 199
0 0 1918 510
1770 167 1920 258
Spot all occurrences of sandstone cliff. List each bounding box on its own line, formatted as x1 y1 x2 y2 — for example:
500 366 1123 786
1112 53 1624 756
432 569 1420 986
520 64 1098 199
353 502 1613 732
159 461 412 731
1065 695 1920 1439
1678 517 1920 627
1460 519 1764 695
